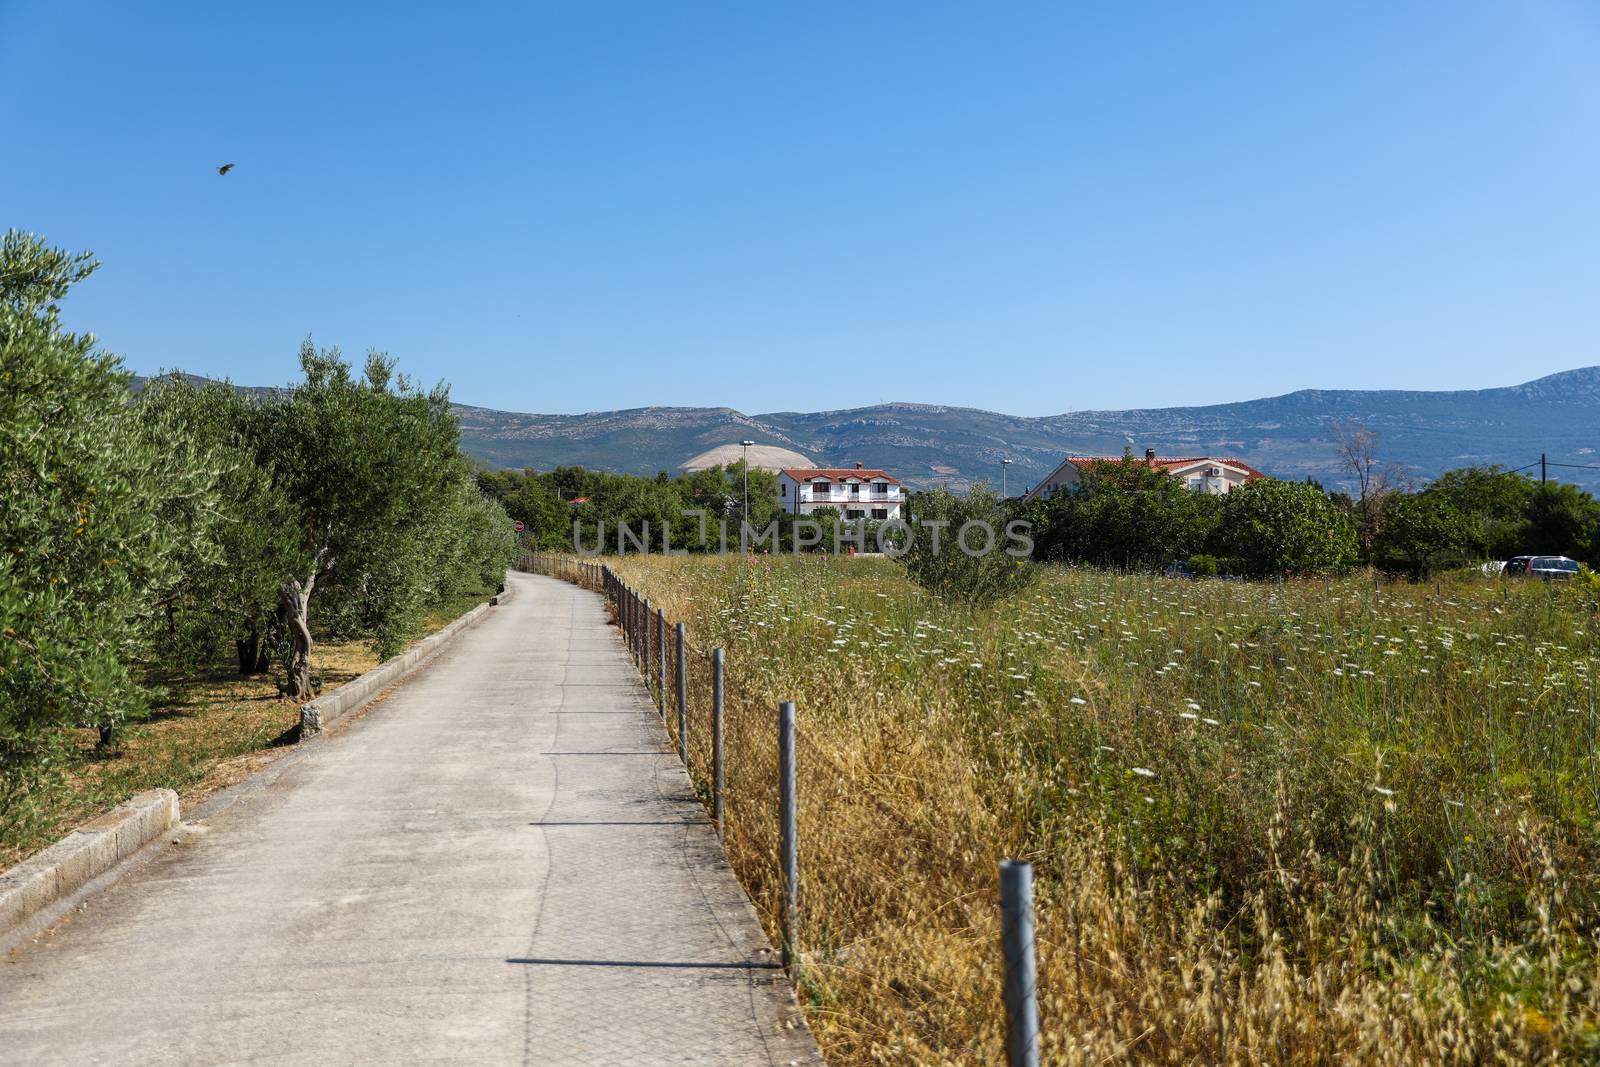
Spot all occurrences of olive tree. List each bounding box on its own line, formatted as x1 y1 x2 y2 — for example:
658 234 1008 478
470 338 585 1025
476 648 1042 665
253 341 512 694
0 233 197 762
135 375 304 672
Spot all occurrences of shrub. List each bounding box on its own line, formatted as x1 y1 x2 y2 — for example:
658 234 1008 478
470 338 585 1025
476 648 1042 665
1032 459 1221 568
1187 553 1219 577
899 485 1034 604
1373 491 1478 576
1211 479 1357 576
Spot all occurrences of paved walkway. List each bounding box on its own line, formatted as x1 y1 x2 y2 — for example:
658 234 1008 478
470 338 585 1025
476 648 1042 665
0 573 819 1065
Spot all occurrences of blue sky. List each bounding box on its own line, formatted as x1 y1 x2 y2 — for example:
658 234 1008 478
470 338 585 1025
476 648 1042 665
4 2 1598 416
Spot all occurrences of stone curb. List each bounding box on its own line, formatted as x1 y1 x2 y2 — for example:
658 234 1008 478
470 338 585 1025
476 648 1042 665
299 576 509 737
0 577 511 943
0 789 179 938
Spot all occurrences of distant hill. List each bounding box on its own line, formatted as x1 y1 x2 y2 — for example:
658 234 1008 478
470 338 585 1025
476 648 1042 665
135 367 1600 493
450 367 1600 493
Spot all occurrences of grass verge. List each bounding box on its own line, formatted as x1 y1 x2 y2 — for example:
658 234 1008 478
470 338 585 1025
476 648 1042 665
0 586 497 870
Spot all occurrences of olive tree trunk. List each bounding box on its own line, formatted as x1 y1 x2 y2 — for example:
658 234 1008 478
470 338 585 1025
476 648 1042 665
277 546 329 700
236 612 281 676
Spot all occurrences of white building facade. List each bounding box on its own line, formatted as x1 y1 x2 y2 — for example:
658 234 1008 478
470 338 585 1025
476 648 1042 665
778 464 903 521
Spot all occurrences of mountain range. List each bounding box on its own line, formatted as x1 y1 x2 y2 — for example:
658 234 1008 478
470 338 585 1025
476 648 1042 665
134 367 1600 493
450 367 1600 493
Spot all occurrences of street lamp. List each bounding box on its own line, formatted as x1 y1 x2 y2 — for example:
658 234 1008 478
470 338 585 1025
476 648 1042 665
1001 457 1013 498
740 440 756 553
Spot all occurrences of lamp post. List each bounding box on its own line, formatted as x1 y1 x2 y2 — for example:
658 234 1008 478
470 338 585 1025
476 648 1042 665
740 439 755 553
1001 457 1013 498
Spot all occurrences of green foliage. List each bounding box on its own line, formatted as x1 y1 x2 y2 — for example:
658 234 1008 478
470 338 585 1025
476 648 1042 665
486 472 567 550
2 232 517 781
1373 491 1477 577
1406 465 1600 567
1524 482 1600 564
1032 459 1221 568
1212 479 1358 576
1424 465 1534 559
257 342 515 660
479 460 785 553
134 375 303 667
0 232 187 766
899 485 1035 604
1186 553 1219 577
1027 455 1600 579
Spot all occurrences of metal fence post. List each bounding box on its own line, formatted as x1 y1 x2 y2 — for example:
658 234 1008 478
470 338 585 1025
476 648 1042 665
1000 860 1040 1067
778 700 798 973
675 622 688 763
712 648 725 837
657 608 666 715
643 598 652 695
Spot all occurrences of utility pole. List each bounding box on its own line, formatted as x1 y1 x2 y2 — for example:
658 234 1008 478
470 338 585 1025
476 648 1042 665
740 439 755 553
1541 453 1547 485
1001 457 1012 498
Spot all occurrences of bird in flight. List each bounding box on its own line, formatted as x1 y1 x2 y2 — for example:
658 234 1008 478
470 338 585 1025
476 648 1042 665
217 163 235 176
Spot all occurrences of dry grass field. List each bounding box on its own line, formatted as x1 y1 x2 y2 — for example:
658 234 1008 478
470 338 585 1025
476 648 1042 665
610 555 1600 1064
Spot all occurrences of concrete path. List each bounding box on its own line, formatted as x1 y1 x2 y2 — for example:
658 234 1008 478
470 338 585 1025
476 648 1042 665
0 573 819 1066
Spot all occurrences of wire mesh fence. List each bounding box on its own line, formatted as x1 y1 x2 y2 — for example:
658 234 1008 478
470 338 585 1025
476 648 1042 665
516 552 1040 1064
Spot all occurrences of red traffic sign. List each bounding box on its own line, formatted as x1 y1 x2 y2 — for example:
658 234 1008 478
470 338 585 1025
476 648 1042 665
513 521 526 532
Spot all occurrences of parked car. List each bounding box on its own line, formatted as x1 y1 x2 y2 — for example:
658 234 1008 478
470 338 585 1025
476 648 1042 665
1503 555 1579 580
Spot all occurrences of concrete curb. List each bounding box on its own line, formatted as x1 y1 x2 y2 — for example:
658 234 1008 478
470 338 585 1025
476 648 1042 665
0 789 179 938
0 577 509 944
300 578 508 737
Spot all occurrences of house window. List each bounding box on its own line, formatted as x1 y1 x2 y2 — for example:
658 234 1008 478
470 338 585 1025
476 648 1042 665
850 483 861 495
811 482 832 495
781 483 787 496
874 482 890 495
846 509 864 519
872 508 888 520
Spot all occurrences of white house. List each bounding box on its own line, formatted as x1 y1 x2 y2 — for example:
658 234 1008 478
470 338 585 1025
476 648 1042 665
778 464 903 521
1023 449 1266 502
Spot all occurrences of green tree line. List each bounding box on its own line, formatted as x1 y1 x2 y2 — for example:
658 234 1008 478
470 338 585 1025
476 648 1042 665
1 232 514 786
1025 454 1600 577
480 463 876 553
481 448 1600 584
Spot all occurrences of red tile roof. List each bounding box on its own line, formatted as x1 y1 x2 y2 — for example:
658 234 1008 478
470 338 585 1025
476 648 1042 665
780 467 900 484
1067 456 1266 480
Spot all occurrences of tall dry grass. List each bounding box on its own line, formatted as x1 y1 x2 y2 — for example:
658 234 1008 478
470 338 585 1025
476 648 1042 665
604 555 1600 1064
